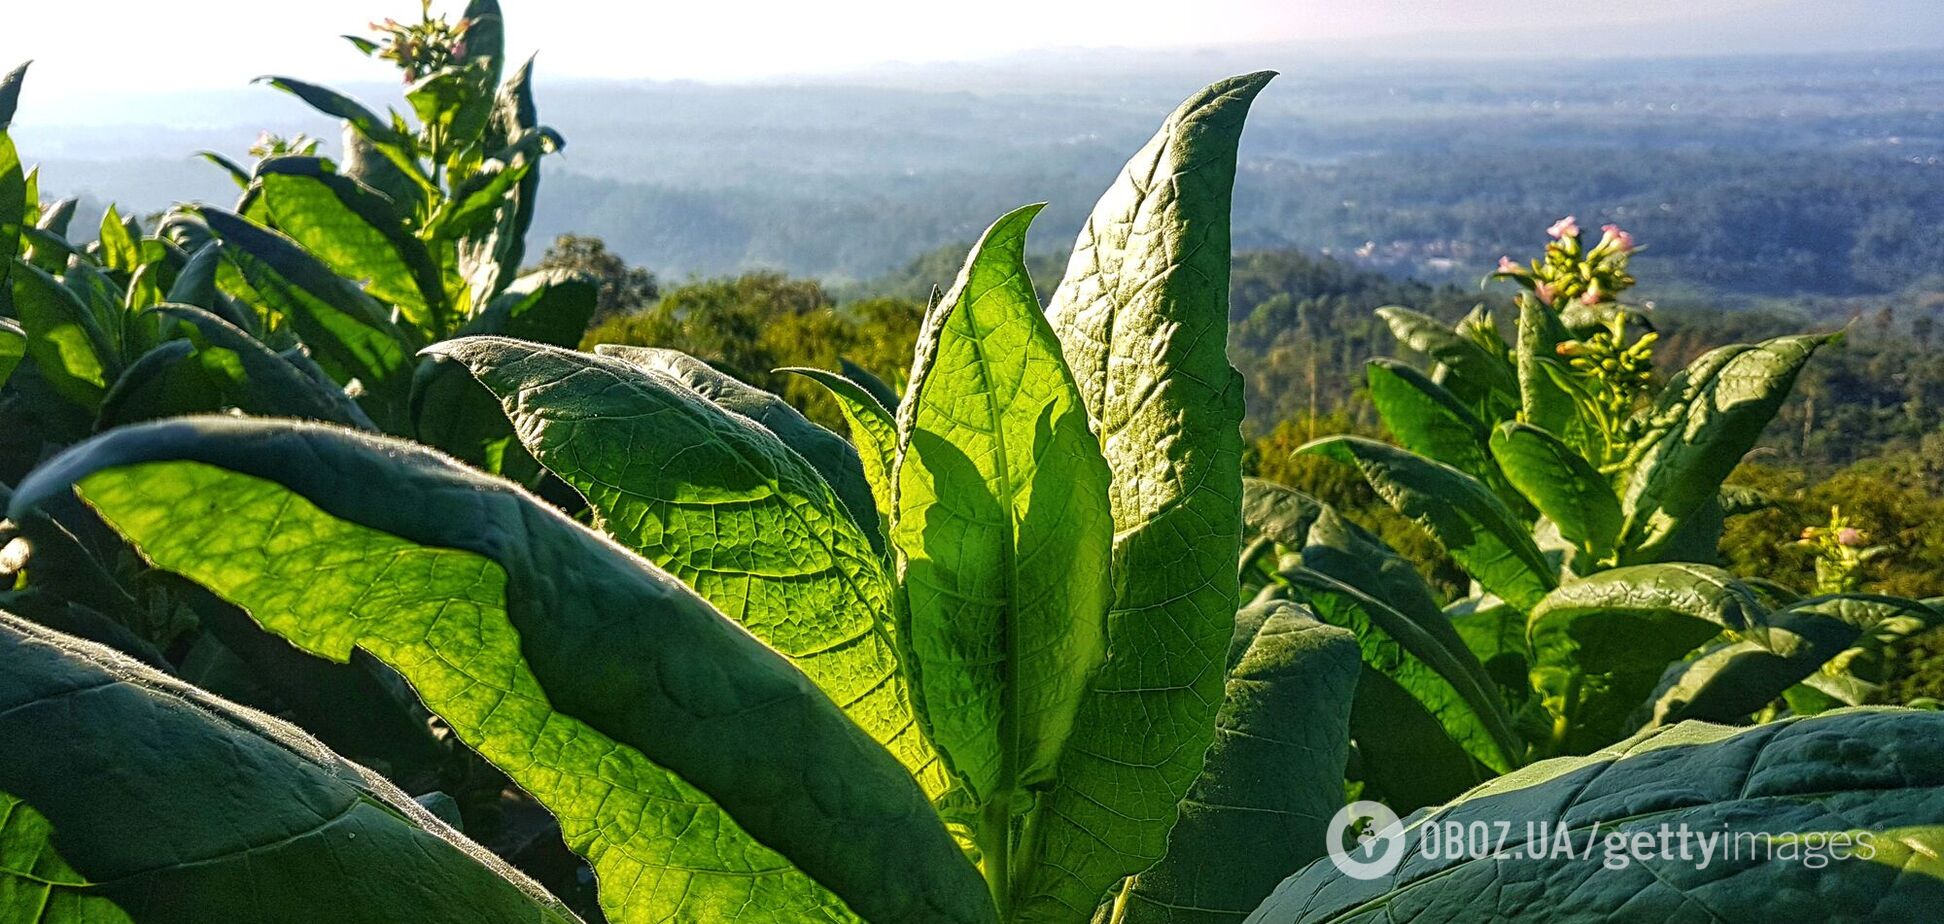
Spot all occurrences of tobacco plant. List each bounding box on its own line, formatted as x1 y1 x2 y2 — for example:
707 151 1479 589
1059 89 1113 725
3 12 1943 924
1243 223 1943 810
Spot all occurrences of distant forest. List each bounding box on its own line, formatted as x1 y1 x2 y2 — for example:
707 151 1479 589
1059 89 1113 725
31 51 1944 300
553 231 1944 612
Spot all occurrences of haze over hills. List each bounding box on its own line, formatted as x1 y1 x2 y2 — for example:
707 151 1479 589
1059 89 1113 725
10 3 1942 300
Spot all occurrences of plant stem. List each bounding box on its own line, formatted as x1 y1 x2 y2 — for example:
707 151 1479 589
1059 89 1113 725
979 800 1012 917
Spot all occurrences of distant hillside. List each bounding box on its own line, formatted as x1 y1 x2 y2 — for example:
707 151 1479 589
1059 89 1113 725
16 48 1944 299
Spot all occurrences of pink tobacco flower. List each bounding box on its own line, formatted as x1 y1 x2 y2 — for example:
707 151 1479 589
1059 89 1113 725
1837 527 1865 547
1600 224 1636 253
1534 282 1557 305
1582 288 1603 306
1498 256 1522 274
1547 216 1580 240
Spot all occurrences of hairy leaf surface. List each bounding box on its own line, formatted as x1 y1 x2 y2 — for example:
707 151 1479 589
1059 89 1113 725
1248 709 1944 922
11 417 992 924
0 614 578 924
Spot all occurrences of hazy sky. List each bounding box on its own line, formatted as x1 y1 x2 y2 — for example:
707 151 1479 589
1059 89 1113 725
0 0 1924 106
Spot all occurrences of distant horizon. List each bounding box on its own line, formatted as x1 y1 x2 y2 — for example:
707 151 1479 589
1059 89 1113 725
5 0 1942 120
13 40 1943 131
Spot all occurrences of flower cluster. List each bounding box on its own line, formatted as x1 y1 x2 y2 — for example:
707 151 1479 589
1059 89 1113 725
362 1 473 82
1798 506 1890 595
1556 314 1657 419
1492 216 1638 308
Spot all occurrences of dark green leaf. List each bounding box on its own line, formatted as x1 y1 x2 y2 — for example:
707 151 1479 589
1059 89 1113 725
1366 358 1529 516
1527 563 1765 752
1240 478 1325 551
1298 435 1556 611
1249 709 1944 923
1643 606 1858 727
0 614 580 924
456 268 597 347
1286 567 1522 776
0 62 26 128
1618 334 1837 563
1113 603 1359 924
1489 422 1621 558
1376 305 1517 420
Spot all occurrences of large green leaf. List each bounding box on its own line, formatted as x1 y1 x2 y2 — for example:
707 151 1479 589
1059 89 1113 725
416 271 598 483
1489 422 1620 559
0 62 25 128
892 203 1112 824
1513 296 1582 440
1110 603 1358 924
457 268 597 348
1794 595 1944 706
431 336 949 800
0 613 579 924
252 156 446 331
1643 605 1860 727
1527 563 1765 753
785 365 899 532
1617 334 1836 563
1365 359 1520 514
1247 708 1944 923
1376 306 1517 420
1298 435 1556 611
96 305 374 429
94 206 140 275
12 262 112 411
1240 478 1325 551
1285 567 1521 778
1020 72 1266 922
201 207 416 414
11 417 993 924
597 343 885 554
456 55 546 305
0 316 25 387
1 130 21 313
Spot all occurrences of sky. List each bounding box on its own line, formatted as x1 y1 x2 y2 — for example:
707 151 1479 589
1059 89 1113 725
2 0 1936 110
